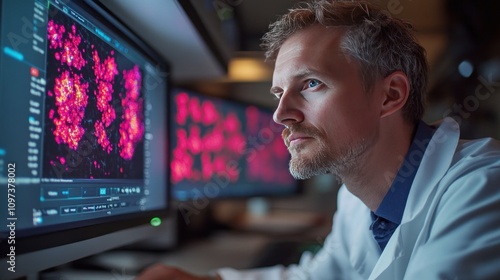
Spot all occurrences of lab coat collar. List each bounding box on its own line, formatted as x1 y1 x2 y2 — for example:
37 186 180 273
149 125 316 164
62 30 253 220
369 117 461 279
374 120 435 225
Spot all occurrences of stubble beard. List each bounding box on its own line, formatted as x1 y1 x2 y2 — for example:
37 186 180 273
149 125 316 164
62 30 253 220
283 126 373 180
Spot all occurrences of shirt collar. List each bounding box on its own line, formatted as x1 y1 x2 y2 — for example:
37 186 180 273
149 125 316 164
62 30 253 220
374 120 435 224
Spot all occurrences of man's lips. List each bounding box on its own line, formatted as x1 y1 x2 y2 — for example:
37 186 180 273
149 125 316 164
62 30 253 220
287 133 313 146
282 126 318 147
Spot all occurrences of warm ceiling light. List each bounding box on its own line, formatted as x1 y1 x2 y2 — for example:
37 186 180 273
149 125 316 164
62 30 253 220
228 57 273 82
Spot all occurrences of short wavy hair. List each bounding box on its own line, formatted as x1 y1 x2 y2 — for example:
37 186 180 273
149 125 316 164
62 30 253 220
261 0 428 123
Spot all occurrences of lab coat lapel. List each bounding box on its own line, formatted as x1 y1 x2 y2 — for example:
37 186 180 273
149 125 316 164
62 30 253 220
348 206 381 278
368 118 461 279
402 117 460 221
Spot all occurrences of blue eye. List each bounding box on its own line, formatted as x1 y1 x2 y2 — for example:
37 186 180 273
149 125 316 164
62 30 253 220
306 79 320 89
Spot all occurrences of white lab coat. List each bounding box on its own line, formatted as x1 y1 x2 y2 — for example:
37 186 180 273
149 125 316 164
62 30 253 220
217 118 500 279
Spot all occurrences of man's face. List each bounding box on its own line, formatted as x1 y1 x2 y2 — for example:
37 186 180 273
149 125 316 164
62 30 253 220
271 25 383 179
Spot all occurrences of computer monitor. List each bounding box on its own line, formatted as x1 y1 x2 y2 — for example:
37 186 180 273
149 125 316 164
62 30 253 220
170 89 298 202
0 0 171 278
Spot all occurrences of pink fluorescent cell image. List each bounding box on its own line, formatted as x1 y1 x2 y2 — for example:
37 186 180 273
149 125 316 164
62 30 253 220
119 66 144 160
43 12 145 179
50 70 89 150
170 91 295 190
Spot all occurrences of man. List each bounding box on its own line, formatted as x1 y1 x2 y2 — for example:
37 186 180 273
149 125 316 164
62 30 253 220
137 0 500 279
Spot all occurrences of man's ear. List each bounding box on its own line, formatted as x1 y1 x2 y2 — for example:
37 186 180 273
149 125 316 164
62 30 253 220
380 71 410 118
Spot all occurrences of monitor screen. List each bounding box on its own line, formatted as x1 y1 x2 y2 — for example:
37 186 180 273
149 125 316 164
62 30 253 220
170 89 298 201
0 0 170 278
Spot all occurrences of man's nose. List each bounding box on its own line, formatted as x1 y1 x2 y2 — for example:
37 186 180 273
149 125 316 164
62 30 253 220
273 90 304 127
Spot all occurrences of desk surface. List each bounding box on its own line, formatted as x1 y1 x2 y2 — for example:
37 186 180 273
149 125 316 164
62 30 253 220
41 220 330 280
158 231 271 274
41 232 275 280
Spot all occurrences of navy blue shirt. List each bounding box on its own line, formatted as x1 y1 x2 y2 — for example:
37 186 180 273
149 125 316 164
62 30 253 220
370 121 435 251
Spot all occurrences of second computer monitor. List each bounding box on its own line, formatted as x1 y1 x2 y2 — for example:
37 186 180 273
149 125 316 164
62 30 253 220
170 89 298 201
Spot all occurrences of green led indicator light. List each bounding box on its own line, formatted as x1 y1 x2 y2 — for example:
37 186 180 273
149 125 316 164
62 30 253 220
150 217 162 227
